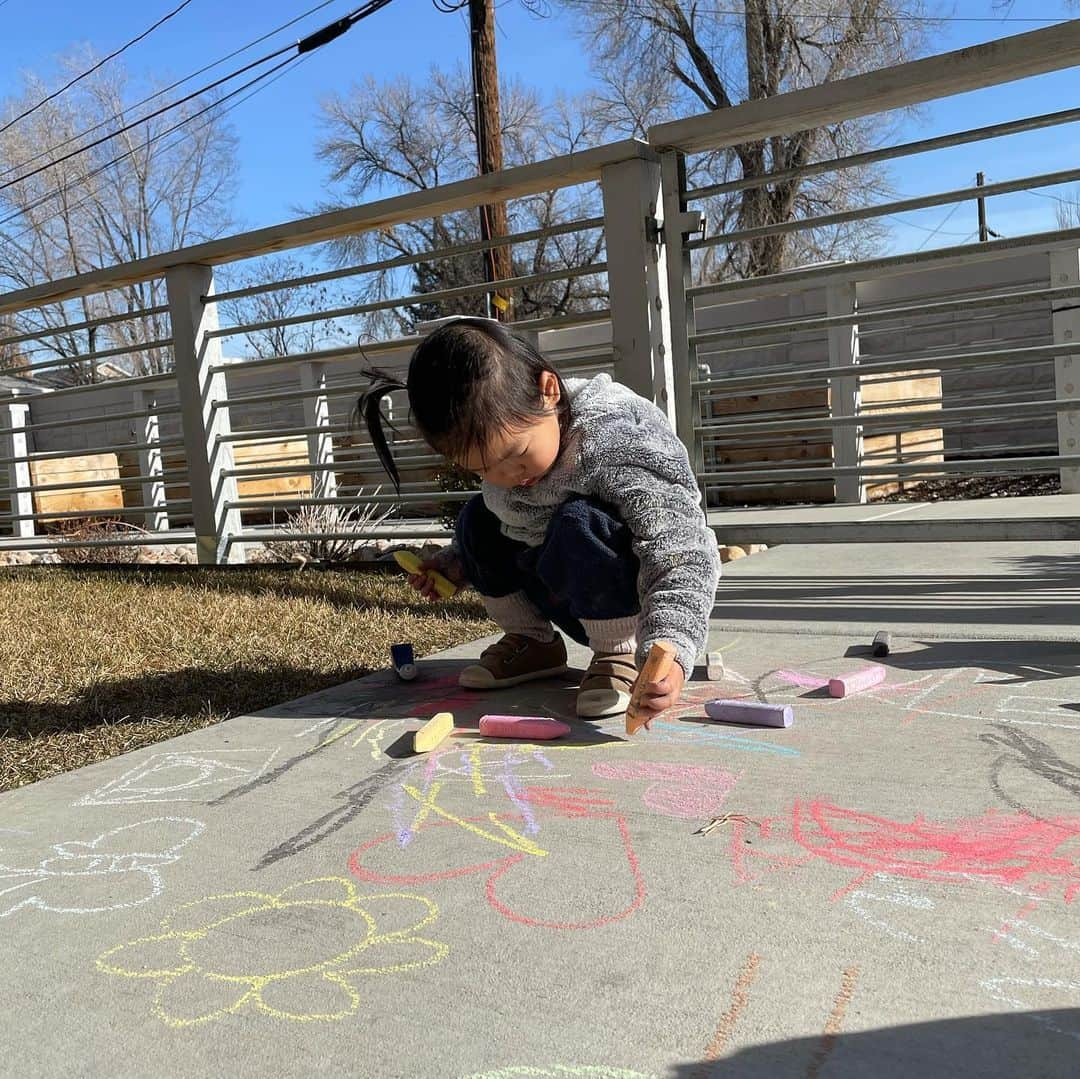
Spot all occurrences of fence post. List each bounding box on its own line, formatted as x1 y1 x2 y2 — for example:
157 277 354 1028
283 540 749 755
659 150 706 480
0 392 35 538
826 281 865 504
300 362 338 502
600 153 677 428
1051 249 1080 494
166 264 245 564
133 388 169 531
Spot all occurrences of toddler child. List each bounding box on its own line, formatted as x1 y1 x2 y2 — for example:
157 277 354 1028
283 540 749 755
359 318 719 722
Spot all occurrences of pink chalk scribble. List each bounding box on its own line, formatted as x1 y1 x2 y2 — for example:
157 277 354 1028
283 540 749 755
775 670 831 690
729 801 1080 903
591 761 740 819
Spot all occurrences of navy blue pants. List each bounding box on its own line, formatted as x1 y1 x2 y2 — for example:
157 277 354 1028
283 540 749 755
455 495 641 646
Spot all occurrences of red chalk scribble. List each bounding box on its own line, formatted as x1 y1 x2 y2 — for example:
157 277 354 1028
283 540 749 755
791 801 1080 902
591 761 740 819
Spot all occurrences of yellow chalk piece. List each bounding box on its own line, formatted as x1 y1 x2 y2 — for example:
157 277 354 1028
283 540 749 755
626 641 678 736
413 711 455 754
392 550 458 599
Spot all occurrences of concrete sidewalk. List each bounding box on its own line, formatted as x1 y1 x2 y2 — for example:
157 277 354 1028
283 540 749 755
1 543 1078 1077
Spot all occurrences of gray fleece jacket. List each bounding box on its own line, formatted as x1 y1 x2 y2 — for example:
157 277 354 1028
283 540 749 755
472 373 719 677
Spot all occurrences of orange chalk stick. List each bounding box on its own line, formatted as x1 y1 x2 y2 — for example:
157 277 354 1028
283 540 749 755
626 641 678 736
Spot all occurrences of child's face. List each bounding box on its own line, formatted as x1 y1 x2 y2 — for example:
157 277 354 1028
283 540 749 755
459 370 562 490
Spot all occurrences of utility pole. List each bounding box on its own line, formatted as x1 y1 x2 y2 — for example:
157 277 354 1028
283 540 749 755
976 171 989 242
468 0 513 320
975 172 1001 242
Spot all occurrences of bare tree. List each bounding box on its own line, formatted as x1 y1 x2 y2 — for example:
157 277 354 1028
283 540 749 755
315 66 608 334
0 53 238 382
218 255 355 360
557 0 933 278
1056 191 1080 231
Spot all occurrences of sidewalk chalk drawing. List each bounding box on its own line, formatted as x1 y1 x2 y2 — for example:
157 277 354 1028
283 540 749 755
979 978 1080 1041
76 748 280 806
0 818 204 918
351 747 646 930
96 877 448 1027
728 801 1080 904
761 662 1080 731
590 761 740 819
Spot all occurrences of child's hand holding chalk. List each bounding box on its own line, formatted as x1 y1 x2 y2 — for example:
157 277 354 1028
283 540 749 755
626 641 683 734
394 550 464 602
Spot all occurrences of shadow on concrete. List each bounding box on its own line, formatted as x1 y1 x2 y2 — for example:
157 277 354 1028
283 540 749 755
666 1010 1079 1078
0 664 374 738
252 658 590 726
842 639 1080 684
712 572 1080 627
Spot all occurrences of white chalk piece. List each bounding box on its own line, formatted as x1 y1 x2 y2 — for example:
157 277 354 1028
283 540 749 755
705 699 793 728
706 651 725 681
828 665 887 698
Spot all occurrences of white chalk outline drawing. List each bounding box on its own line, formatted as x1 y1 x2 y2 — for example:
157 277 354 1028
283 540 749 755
842 873 935 944
995 696 1080 729
0 817 204 917
979 977 1080 1041
75 747 281 806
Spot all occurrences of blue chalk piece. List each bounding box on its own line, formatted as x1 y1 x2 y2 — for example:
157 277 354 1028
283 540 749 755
390 642 417 681
705 698 793 729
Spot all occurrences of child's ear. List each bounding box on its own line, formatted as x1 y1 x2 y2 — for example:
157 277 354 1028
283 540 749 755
539 370 561 404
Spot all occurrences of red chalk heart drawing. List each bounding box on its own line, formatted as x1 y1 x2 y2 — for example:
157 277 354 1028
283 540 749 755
349 789 645 931
590 761 740 819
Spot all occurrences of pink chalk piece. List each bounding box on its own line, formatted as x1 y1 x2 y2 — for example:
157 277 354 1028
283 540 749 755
479 715 572 740
705 699 793 729
828 665 887 698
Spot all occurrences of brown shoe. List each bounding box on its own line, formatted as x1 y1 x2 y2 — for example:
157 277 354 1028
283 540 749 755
576 652 638 717
458 633 569 689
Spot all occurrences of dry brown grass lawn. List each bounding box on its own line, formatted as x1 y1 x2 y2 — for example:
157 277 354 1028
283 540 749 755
0 567 493 792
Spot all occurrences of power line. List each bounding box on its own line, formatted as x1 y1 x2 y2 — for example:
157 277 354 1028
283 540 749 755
0 0 394 198
0 55 297 230
0 0 196 136
0 1 395 231
0 47 294 196
3 51 314 249
915 196 963 251
0 0 340 182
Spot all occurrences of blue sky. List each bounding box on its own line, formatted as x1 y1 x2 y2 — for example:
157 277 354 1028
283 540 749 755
3 0 1079 253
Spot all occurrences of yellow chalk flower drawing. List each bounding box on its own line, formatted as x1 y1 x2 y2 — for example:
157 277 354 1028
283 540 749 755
96 876 447 1027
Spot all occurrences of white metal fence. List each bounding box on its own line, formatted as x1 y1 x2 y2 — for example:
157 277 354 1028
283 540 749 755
2 22 1080 561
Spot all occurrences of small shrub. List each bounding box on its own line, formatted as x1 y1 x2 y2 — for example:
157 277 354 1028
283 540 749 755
52 518 146 564
262 496 395 565
435 463 479 530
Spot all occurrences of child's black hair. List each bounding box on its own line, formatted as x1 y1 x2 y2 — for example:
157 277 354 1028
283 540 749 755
357 318 571 492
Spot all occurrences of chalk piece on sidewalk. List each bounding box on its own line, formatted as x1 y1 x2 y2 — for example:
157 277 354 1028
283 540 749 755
626 641 678 735
392 550 458 599
828 665 887 698
872 630 891 658
705 699 793 728
706 651 725 680
479 715 571 740
413 711 454 753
